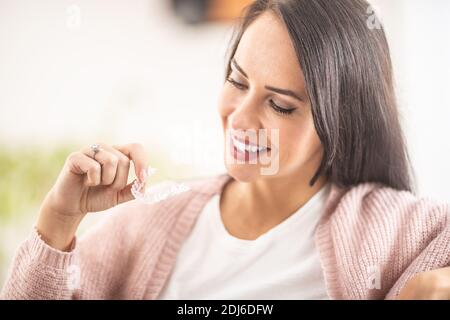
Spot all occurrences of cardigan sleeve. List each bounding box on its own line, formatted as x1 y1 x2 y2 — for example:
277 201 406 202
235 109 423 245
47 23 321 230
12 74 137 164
0 200 145 300
0 227 80 299
384 203 450 299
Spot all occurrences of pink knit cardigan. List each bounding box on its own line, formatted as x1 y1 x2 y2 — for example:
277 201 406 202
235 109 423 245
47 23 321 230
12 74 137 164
1 173 449 299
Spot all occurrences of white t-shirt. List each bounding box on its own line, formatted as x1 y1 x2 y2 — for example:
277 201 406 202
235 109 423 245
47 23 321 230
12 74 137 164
158 183 331 300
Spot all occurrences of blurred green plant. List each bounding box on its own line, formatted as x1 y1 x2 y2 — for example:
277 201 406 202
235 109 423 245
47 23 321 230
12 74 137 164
0 144 77 277
0 144 77 222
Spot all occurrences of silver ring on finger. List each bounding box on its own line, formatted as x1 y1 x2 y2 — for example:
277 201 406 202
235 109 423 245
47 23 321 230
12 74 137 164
91 144 101 160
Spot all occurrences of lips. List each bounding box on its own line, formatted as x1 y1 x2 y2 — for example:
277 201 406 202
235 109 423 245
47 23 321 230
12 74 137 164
231 135 271 154
227 134 271 163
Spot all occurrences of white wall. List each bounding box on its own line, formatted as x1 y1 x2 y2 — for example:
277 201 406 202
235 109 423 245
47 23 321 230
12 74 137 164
370 0 450 200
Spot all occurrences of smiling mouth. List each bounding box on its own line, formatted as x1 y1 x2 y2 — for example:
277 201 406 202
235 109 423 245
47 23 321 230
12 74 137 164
231 135 271 154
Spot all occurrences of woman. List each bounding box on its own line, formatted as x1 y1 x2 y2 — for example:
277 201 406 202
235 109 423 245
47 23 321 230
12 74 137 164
1 0 449 300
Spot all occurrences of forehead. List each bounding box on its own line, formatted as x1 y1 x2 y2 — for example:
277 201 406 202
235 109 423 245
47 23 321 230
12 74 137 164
233 11 305 88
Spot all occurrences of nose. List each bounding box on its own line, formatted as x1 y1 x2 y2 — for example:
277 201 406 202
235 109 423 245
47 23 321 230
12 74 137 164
227 93 262 132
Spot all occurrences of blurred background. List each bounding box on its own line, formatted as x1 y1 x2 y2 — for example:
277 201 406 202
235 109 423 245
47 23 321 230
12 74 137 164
0 0 449 285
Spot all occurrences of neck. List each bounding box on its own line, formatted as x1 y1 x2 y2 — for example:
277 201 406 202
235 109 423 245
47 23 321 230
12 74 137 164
220 171 329 240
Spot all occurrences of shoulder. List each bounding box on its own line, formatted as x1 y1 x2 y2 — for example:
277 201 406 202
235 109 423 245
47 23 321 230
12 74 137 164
337 182 449 232
323 183 450 299
329 181 450 264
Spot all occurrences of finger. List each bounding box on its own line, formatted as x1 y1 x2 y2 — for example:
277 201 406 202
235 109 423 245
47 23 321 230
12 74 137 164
100 145 131 191
112 143 149 184
66 152 101 186
81 145 119 185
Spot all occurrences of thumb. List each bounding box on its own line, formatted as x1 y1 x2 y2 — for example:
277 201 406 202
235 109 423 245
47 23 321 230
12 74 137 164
116 180 138 205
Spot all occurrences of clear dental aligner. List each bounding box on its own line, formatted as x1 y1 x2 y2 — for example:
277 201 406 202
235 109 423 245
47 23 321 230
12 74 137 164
131 167 191 204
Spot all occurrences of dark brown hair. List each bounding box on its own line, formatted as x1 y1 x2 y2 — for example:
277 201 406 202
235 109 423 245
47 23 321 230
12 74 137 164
225 0 415 192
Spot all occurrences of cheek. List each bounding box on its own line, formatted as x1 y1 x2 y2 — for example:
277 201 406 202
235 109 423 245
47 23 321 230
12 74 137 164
281 116 322 162
217 85 235 118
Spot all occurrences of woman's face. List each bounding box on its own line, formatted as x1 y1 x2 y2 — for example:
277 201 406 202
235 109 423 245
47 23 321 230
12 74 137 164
218 11 324 183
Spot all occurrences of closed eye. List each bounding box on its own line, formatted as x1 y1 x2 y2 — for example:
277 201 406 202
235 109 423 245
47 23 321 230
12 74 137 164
226 77 247 90
269 99 296 115
226 76 296 116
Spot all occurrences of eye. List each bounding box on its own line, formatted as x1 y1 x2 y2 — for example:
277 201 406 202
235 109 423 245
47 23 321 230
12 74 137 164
226 77 247 91
269 99 296 116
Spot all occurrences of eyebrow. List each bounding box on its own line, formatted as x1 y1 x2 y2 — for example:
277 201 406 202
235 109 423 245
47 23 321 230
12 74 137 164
231 58 305 102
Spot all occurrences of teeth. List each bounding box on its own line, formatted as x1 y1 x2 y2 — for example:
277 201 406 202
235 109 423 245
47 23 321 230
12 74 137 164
231 136 267 153
234 138 247 153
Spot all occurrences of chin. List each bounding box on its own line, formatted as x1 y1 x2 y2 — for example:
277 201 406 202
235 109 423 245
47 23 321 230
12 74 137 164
223 140 267 182
224 163 263 183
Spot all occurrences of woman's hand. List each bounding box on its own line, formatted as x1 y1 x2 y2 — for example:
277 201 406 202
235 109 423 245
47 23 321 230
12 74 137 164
36 143 149 251
397 267 450 299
